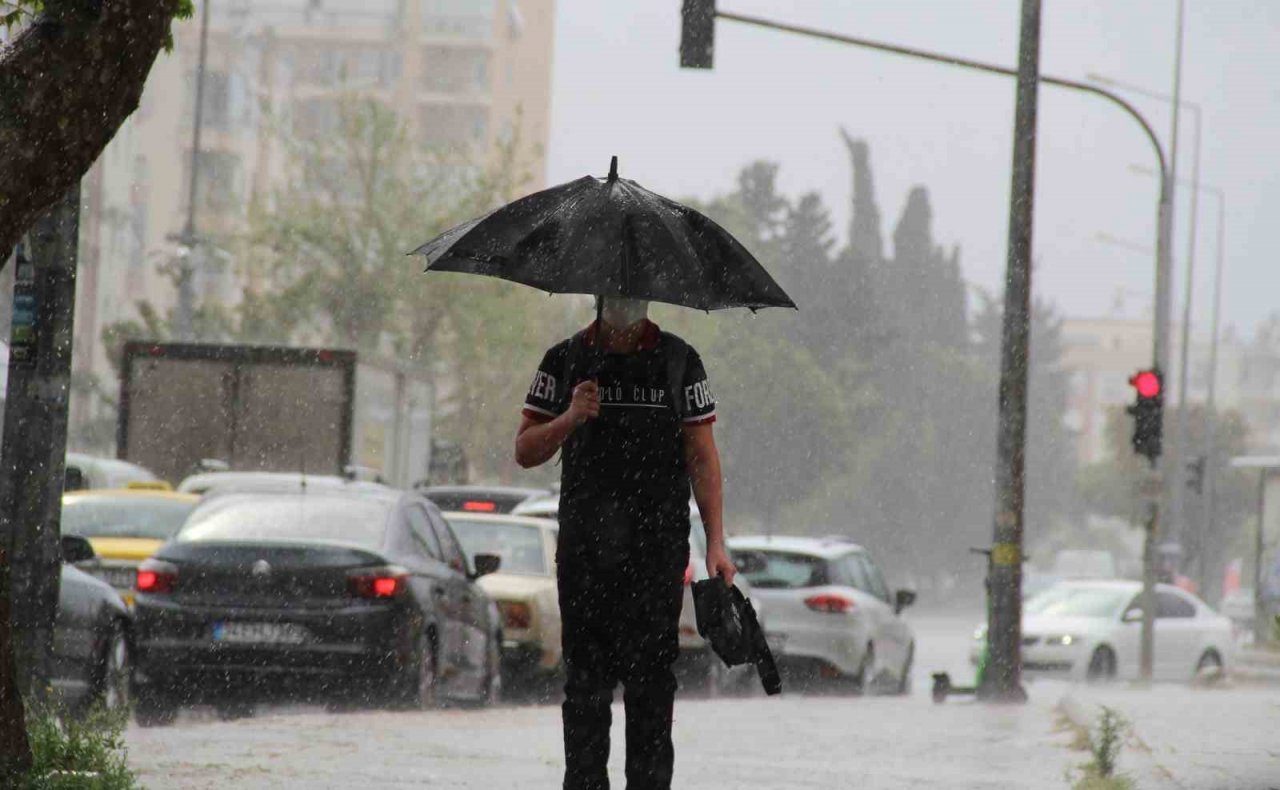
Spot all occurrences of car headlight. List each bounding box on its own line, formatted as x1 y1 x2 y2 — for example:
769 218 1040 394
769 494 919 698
1044 634 1081 647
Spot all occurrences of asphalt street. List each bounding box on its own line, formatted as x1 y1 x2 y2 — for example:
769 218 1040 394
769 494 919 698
125 610 1280 789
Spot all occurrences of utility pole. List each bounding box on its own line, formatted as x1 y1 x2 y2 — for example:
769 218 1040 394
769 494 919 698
978 0 1041 702
174 0 213 341
1199 187 1225 599
0 186 81 777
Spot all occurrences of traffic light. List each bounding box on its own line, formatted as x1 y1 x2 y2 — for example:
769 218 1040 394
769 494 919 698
1126 368 1164 463
680 0 716 69
1186 455 1206 495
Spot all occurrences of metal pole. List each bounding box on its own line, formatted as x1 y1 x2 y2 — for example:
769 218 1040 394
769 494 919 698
0 185 80 725
176 0 212 341
1173 105 1200 576
1255 471 1268 644
978 0 1041 703
1201 189 1225 599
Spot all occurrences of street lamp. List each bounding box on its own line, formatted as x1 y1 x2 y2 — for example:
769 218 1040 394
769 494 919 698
1088 71 1203 574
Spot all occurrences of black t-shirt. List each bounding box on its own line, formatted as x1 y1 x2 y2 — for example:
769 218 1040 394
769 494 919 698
522 322 715 567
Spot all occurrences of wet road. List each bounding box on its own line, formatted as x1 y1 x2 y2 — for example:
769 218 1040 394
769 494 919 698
125 610 1280 788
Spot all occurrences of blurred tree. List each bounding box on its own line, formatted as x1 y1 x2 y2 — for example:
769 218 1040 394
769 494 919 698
0 0 193 271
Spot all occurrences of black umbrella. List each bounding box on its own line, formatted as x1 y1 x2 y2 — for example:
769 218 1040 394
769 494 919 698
411 156 797 320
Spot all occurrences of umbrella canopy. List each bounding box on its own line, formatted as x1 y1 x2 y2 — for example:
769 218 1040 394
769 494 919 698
412 157 796 312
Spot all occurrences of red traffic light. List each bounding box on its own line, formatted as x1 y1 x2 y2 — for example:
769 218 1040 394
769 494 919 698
1130 370 1162 399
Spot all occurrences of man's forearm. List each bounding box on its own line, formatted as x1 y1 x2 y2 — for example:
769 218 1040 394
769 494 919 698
515 412 579 468
688 446 725 548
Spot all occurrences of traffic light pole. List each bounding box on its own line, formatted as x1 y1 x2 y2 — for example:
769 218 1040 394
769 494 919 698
691 3 1175 692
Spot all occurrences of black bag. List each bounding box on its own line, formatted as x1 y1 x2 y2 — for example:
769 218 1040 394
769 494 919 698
692 577 782 695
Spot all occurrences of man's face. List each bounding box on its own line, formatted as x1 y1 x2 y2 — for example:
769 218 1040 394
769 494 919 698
600 297 650 329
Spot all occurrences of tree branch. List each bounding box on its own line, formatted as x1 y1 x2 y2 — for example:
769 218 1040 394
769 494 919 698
0 0 182 263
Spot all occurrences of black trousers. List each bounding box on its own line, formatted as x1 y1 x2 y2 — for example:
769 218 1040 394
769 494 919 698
558 553 686 790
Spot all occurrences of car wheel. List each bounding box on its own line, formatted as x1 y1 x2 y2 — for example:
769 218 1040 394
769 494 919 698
392 632 439 710
134 685 179 728
480 631 503 706
94 620 130 713
853 644 875 695
1195 649 1223 678
894 644 915 696
1086 646 1117 683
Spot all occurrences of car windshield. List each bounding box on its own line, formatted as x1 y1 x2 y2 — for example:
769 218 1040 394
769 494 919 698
179 495 390 550
738 550 829 589
1024 585 1132 619
62 496 196 541
448 519 549 575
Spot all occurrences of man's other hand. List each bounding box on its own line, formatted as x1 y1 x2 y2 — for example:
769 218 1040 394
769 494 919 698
706 542 737 587
568 380 600 425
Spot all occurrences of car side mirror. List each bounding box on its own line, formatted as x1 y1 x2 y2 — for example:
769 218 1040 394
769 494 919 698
61 535 96 565
472 553 501 579
1122 607 1143 623
895 588 917 615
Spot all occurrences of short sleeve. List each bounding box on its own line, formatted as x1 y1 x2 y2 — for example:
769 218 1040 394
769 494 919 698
680 348 717 425
522 346 565 423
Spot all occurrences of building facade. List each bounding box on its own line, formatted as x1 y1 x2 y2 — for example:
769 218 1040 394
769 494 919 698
71 0 556 453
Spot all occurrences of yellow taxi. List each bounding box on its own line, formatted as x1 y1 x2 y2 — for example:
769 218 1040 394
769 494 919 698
61 488 200 606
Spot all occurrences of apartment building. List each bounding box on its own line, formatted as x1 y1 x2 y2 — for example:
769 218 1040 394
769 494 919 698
71 0 556 451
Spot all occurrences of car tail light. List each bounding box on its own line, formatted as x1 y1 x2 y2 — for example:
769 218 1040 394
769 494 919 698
805 593 856 614
348 566 408 599
683 562 694 586
462 500 497 512
135 560 178 594
499 601 532 630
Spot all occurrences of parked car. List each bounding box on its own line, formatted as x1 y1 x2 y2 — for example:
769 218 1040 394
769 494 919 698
131 488 504 725
420 485 550 515
445 512 562 689
728 535 916 694
512 495 762 694
969 580 1233 682
53 535 133 712
64 453 160 492
61 489 200 606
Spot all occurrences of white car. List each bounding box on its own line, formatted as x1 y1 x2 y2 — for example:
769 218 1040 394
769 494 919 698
969 580 1233 682
444 512 562 688
728 536 916 693
512 494 761 694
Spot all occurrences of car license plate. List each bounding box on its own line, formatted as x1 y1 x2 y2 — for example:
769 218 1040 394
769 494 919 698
212 621 309 645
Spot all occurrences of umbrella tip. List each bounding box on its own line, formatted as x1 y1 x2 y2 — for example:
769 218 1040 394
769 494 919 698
608 155 618 181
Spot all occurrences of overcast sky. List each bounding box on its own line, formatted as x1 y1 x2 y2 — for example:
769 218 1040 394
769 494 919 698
546 0 1279 340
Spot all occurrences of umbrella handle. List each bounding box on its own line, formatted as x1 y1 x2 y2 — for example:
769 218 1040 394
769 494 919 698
589 293 604 379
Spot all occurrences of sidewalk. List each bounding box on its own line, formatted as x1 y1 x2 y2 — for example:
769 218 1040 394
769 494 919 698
1061 683 1280 790
128 690 1084 789
1234 643 1280 684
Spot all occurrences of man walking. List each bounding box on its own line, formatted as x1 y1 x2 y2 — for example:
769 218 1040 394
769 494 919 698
515 296 736 790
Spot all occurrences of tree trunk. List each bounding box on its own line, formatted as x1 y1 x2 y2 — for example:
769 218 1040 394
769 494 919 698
0 0 182 267
0 551 30 781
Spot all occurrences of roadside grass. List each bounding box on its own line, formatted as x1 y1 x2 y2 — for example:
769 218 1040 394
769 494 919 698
19 704 139 789
1064 706 1135 790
